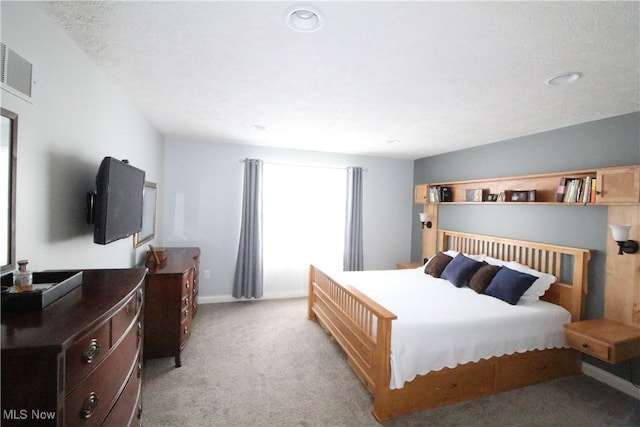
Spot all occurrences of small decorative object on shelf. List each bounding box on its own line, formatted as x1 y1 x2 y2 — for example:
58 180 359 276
511 191 529 202
528 190 537 202
440 186 453 202
486 194 498 202
465 189 486 202
497 191 506 202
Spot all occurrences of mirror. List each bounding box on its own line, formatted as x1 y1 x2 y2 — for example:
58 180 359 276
133 181 157 248
1 108 17 274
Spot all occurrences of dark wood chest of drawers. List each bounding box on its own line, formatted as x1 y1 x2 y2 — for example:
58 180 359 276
1 268 146 427
142 247 200 367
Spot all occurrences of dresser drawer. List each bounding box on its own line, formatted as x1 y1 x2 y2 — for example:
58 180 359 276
565 330 610 361
494 349 578 391
180 315 192 346
66 320 111 391
410 362 494 408
65 319 140 426
101 354 142 427
181 271 193 297
112 293 139 346
181 305 191 324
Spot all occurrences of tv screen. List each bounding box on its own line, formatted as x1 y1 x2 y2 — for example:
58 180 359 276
90 157 145 245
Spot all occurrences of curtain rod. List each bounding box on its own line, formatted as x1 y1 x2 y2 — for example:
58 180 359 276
239 159 367 172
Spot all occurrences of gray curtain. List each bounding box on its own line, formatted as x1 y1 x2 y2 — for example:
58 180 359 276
233 159 264 298
343 167 364 271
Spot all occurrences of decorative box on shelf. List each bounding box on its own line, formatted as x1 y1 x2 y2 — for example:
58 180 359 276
1 270 83 311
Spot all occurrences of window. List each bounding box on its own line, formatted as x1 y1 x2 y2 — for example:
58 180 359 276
263 163 345 297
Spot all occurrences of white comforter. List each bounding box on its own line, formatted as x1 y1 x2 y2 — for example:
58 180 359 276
327 267 571 390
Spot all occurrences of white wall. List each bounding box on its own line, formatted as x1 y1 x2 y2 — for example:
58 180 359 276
1 2 164 271
162 139 414 301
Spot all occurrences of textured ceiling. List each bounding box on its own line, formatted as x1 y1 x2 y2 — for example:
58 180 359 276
37 1 640 159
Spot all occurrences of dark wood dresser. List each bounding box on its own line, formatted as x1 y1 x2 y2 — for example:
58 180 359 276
143 247 200 367
1 268 146 427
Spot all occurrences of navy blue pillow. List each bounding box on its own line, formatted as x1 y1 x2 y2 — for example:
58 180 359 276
440 253 483 287
484 266 537 305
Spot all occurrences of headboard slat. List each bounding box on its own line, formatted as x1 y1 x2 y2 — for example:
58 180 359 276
437 229 591 321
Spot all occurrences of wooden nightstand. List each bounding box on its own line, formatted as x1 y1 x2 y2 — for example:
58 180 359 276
564 318 640 364
396 262 423 270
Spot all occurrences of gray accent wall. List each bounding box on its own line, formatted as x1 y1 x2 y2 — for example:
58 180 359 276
412 111 640 382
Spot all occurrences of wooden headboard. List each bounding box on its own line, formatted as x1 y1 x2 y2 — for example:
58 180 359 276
438 229 592 322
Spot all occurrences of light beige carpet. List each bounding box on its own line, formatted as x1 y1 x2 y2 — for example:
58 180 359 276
141 298 640 426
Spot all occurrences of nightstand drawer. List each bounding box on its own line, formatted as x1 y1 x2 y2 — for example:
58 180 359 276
564 318 640 364
565 331 610 361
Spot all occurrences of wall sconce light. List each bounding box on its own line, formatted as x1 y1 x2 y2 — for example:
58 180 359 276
419 212 432 229
609 224 639 255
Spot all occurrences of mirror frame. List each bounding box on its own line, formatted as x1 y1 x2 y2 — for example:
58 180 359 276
133 181 157 248
1 108 17 275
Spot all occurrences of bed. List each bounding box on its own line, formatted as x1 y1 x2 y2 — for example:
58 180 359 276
307 229 591 421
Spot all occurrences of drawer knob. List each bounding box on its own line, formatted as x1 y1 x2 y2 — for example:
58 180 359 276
138 321 143 338
184 326 189 334
186 281 190 289
80 392 99 419
137 361 143 378
83 339 101 364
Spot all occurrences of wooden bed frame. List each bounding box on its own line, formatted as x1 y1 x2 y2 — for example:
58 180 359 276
307 230 591 421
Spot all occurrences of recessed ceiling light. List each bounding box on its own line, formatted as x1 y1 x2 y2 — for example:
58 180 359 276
545 72 582 86
386 139 400 144
286 5 323 32
249 124 266 131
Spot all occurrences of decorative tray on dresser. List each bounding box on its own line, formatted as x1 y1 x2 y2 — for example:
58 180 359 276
1 267 146 427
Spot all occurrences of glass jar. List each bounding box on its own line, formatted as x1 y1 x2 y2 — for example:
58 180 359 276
13 259 33 291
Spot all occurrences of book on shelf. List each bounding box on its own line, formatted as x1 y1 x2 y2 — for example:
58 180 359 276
556 177 567 202
429 186 439 202
582 176 591 204
559 176 595 203
428 186 453 203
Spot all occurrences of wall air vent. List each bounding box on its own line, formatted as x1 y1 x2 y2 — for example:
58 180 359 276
1 43 34 103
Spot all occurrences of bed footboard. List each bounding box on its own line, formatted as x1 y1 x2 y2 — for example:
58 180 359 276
308 265 397 417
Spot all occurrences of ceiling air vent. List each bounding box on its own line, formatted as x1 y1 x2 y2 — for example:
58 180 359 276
1 43 34 102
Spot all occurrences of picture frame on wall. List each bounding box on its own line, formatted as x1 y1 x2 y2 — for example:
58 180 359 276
134 181 157 248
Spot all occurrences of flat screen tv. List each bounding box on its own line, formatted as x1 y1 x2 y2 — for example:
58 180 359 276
87 157 145 245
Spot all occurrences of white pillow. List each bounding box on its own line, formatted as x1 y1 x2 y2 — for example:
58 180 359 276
443 250 485 262
483 256 505 266
503 261 556 303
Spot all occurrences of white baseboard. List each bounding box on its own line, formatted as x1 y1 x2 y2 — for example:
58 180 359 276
198 292 306 304
582 361 640 399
